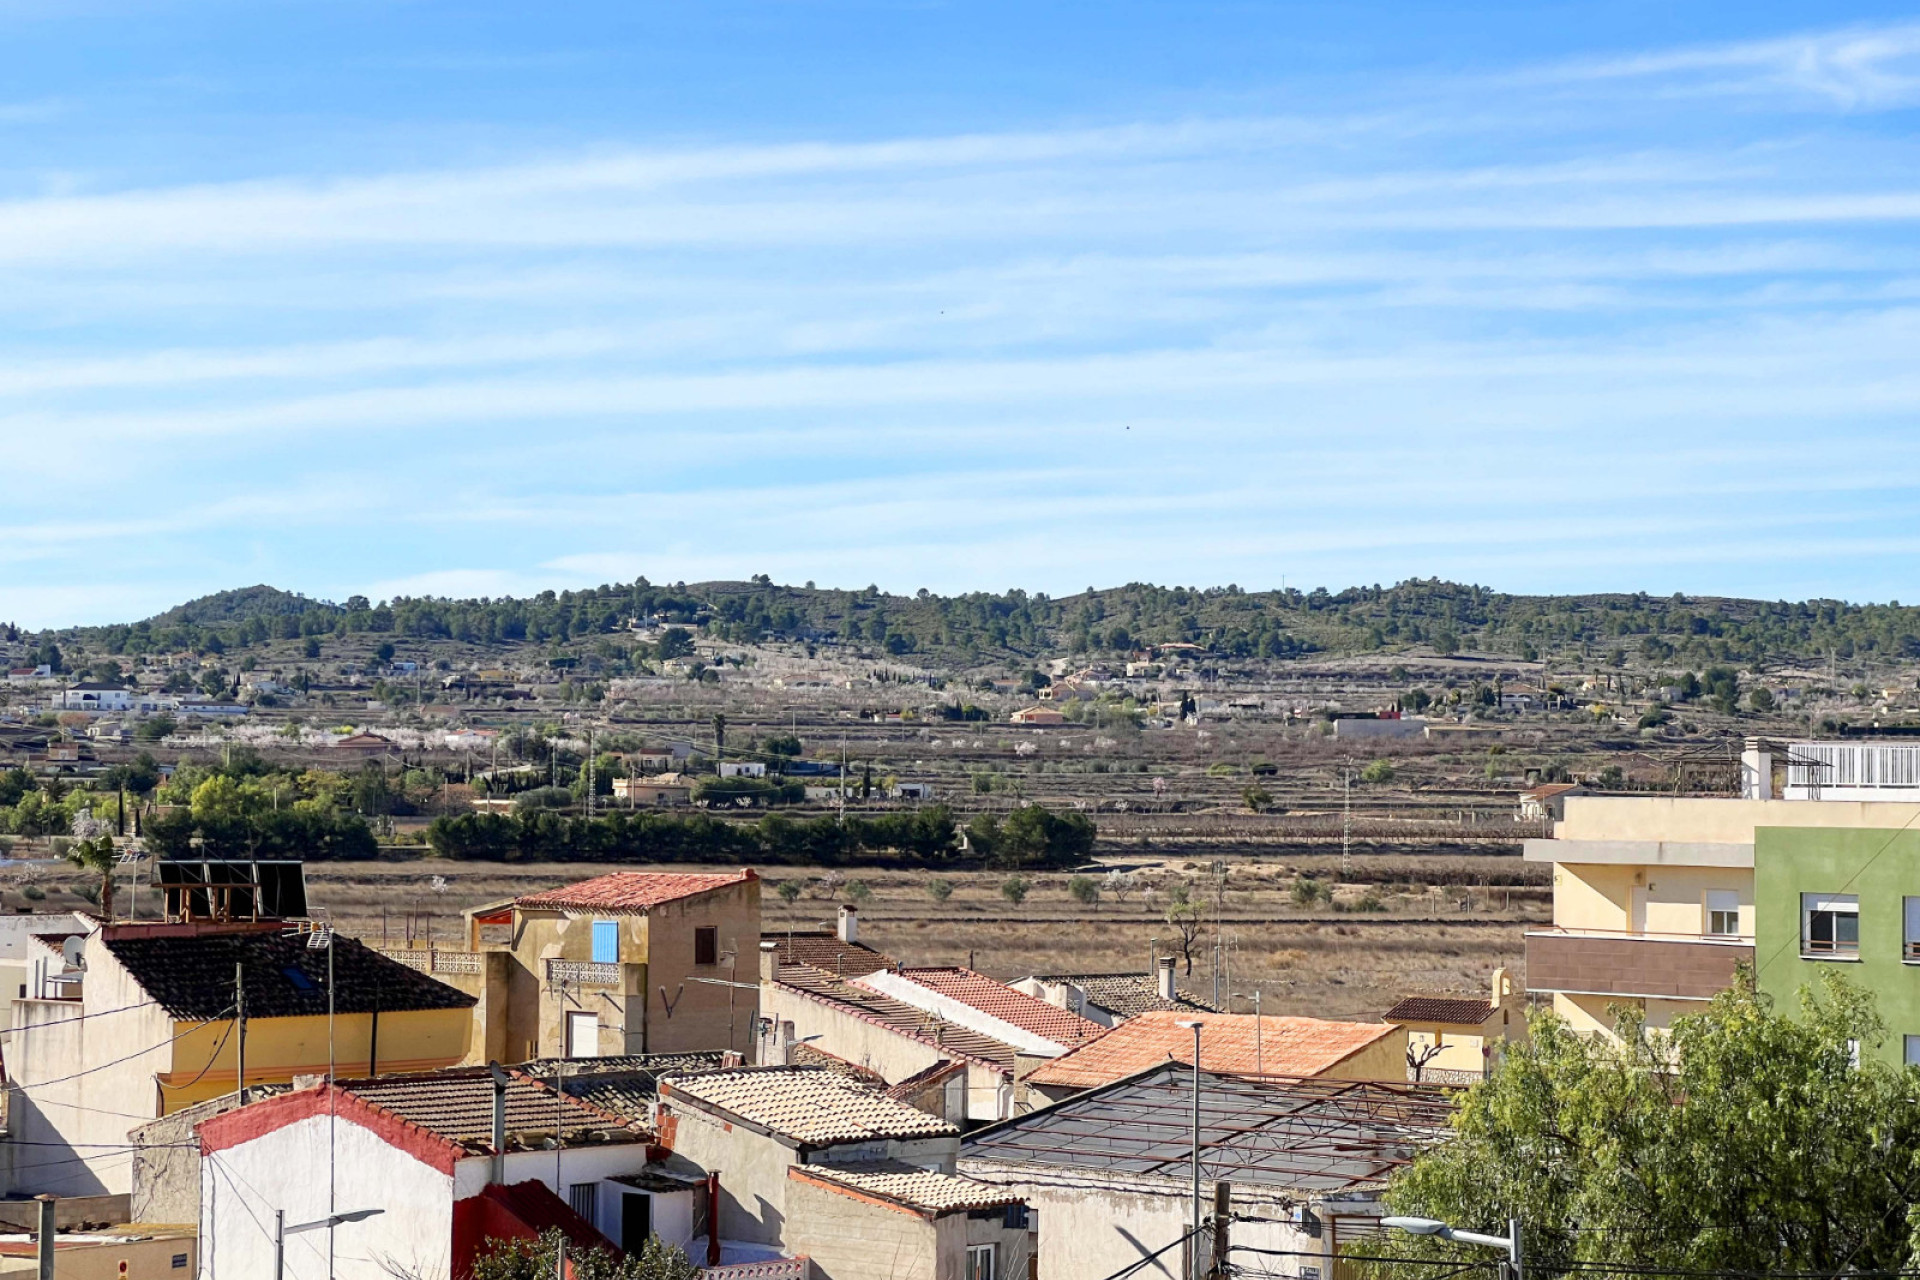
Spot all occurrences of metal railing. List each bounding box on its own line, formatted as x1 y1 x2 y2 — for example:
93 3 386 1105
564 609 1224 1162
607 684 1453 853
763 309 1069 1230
1525 926 1756 946
701 1259 809 1280
547 959 621 987
1803 937 1860 958
384 948 484 976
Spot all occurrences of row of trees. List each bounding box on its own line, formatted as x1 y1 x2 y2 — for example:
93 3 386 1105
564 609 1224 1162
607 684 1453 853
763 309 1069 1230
64 575 1920 669
427 802 1095 867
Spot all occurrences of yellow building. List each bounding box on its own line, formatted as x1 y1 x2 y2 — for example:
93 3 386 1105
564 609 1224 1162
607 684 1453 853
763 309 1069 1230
1383 968 1526 1082
5 921 475 1197
1527 790 1920 1042
390 869 763 1064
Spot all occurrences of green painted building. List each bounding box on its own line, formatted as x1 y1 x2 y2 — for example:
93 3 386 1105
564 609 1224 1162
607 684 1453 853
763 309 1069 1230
1755 824 1920 1066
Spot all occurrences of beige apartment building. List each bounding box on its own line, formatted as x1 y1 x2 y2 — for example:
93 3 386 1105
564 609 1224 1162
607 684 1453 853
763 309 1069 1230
1528 749 1920 1042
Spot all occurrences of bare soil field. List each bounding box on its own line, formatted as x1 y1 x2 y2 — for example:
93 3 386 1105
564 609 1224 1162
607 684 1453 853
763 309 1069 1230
271 851 1543 1022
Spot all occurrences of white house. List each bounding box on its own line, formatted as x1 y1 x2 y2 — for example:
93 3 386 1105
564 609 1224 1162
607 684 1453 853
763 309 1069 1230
718 761 768 779
57 683 133 713
198 1068 679 1280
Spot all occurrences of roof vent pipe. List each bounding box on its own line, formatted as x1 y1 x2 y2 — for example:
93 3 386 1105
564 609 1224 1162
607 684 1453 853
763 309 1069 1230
487 1061 509 1184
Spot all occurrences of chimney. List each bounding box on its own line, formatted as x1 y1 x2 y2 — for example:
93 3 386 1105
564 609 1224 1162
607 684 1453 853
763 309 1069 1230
759 940 780 985
1491 966 1511 1010
1041 981 1069 1010
837 905 858 944
770 1020 796 1066
720 1049 744 1068
1740 736 1773 800
1157 956 1176 1002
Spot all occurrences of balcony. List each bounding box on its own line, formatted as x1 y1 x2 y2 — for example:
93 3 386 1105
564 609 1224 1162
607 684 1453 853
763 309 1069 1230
547 959 621 988
1526 928 1753 1002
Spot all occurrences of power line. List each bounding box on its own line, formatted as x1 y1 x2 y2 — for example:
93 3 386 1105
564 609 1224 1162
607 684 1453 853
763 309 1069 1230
16 1003 235 1092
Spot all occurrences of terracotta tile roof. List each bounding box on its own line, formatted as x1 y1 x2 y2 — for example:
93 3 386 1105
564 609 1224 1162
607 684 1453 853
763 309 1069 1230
775 964 1016 1069
341 1068 642 1148
885 968 1105 1048
103 927 475 1021
664 1067 958 1145
1027 973 1219 1019
886 1059 965 1102
763 930 894 975
790 1161 1021 1215
789 1042 888 1087
1383 995 1493 1025
516 870 756 913
1024 1010 1401 1092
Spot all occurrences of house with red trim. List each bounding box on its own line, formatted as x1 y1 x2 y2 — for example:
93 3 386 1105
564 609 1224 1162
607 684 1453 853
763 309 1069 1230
197 1067 698 1280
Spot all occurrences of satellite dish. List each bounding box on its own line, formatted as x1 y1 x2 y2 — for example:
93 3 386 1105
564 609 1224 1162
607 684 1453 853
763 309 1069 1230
61 936 85 970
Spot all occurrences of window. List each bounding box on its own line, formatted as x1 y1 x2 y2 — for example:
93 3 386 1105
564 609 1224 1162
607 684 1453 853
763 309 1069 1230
592 920 619 965
1705 891 1740 938
569 1182 599 1224
694 926 719 967
968 1244 997 1280
1906 898 1920 962
1905 1036 1920 1067
1802 893 1860 957
567 1011 600 1059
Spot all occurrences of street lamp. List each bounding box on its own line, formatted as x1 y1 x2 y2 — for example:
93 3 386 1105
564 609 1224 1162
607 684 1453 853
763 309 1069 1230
1381 1216 1523 1280
1175 1019 1204 1280
275 1207 383 1280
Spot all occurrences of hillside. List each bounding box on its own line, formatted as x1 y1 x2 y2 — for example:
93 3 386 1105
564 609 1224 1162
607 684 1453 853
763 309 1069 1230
143 585 342 630
37 576 1920 674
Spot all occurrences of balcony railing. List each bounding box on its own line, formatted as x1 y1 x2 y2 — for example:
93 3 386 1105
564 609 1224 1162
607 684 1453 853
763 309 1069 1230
547 959 621 988
384 948 483 977
1527 928 1753 1002
1803 937 1861 959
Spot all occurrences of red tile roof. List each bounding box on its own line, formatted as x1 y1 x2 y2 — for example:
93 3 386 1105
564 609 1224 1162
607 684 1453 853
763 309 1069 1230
516 870 757 913
1024 1010 1401 1091
1384 995 1494 1025
886 968 1105 1048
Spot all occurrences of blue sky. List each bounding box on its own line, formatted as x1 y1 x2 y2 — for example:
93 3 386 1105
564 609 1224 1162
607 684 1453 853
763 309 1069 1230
6 1 1920 627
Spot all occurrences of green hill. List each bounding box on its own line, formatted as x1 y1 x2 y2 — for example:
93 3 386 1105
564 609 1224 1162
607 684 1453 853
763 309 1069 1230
41 576 1920 674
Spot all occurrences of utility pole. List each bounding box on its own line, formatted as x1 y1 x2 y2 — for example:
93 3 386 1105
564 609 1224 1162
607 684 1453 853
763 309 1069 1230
1341 764 1353 879
236 958 248 1104
1207 1182 1231 1280
585 725 594 820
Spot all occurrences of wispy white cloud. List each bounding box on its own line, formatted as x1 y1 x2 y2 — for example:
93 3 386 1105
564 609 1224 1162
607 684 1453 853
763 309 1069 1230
1536 22 1920 110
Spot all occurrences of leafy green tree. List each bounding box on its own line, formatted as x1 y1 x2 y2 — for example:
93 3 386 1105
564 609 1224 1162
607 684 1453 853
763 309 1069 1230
375 641 396 664
1241 785 1273 812
775 879 803 905
1750 686 1777 712
926 877 954 904
1370 971 1920 1277
1000 875 1030 906
1068 874 1100 908
844 879 872 904
1360 759 1395 784
303 637 321 658
472 1230 698 1280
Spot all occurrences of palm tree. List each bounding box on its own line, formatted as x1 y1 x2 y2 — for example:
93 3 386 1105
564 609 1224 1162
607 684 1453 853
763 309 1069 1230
65 835 116 920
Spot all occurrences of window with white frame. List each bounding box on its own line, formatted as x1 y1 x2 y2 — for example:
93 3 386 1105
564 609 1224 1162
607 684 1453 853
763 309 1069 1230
1906 898 1920 962
1802 893 1860 957
1705 890 1740 938
967 1244 997 1280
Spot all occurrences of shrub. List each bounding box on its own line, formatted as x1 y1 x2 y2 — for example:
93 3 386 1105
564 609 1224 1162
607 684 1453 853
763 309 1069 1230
927 877 954 904
1068 875 1100 907
845 879 872 904
1001 875 1030 906
1291 877 1329 907
1360 759 1395 784
776 880 802 905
